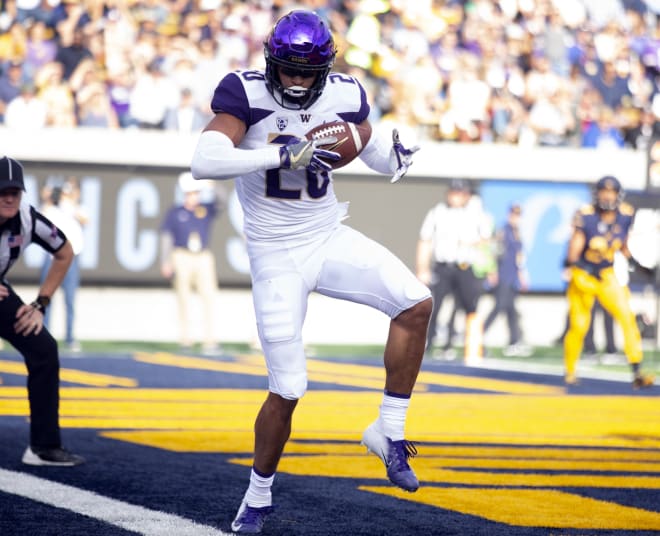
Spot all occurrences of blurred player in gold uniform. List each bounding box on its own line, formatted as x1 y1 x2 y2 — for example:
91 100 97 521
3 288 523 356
564 175 654 388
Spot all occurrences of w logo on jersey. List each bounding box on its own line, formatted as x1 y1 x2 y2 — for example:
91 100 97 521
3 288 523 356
300 113 312 123
276 117 288 131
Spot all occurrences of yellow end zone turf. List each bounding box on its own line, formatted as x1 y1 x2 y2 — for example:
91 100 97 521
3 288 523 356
1 352 658 531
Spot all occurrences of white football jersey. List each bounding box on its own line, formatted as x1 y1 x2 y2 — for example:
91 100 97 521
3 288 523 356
210 70 370 242
0 199 67 282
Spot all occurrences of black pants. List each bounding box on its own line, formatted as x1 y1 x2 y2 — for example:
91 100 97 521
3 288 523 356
584 301 616 354
483 283 521 345
427 262 482 349
0 285 61 448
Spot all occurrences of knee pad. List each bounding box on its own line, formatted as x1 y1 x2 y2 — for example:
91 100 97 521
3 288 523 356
269 367 308 400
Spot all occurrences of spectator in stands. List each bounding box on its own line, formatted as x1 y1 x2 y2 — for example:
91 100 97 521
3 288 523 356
588 60 631 110
76 81 119 128
106 63 138 128
24 19 57 79
4 81 47 129
34 60 76 127
0 20 27 65
0 60 24 122
527 88 576 147
54 26 92 80
624 106 660 150
15 0 51 25
50 0 91 43
581 105 625 148
164 87 209 133
129 58 178 129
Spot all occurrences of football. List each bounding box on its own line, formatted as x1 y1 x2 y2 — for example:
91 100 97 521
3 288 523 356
305 121 372 169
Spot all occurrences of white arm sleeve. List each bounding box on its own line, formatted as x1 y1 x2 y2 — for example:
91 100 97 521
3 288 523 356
191 130 282 180
358 129 395 175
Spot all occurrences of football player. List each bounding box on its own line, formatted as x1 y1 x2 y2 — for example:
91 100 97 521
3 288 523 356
190 9 432 534
563 175 655 388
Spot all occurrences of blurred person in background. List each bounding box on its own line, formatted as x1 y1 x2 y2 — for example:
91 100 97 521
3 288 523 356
164 86 209 133
0 60 24 122
160 171 225 355
54 26 93 80
75 81 119 128
417 179 493 360
24 19 57 78
482 203 531 357
4 81 47 129
0 20 27 64
39 177 87 353
0 156 84 466
129 58 179 129
34 60 76 127
563 175 654 388
581 105 625 148
624 106 660 150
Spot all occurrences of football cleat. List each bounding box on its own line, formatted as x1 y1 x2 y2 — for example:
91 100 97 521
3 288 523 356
22 446 85 466
361 422 419 492
632 372 655 390
231 500 274 534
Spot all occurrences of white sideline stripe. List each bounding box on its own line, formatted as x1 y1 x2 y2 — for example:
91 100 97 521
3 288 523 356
0 468 230 536
478 358 631 382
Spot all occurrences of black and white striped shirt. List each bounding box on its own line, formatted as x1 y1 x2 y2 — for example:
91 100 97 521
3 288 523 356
0 199 67 282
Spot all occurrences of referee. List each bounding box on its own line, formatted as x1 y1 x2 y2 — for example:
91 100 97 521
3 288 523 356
0 156 84 466
416 179 494 357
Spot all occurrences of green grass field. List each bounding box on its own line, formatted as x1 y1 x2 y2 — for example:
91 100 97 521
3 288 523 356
46 339 660 379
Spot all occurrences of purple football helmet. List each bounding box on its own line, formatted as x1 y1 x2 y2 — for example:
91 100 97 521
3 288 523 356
264 10 336 110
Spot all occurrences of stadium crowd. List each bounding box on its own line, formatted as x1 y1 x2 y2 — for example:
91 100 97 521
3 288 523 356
1 0 660 148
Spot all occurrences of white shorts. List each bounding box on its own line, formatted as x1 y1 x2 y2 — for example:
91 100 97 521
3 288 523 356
247 224 430 399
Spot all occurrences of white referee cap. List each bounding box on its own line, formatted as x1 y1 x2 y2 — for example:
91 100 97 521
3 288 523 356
178 171 203 193
0 156 26 192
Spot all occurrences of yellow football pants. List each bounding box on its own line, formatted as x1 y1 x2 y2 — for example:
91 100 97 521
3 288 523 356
564 267 642 376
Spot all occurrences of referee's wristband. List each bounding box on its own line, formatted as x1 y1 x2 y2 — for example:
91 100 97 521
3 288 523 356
30 295 51 313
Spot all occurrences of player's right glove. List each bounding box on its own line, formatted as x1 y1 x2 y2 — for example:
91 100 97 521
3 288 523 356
389 129 420 183
279 137 340 173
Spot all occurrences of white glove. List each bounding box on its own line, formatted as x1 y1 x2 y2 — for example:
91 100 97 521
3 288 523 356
389 129 420 183
279 137 340 173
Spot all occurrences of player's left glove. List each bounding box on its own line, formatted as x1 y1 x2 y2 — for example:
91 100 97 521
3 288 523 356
280 137 340 173
389 129 420 183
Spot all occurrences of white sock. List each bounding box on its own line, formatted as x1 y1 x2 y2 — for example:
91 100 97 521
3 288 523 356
244 467 274 507
378 391 410 441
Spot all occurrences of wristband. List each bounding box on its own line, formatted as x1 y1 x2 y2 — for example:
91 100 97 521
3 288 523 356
30 295 51 313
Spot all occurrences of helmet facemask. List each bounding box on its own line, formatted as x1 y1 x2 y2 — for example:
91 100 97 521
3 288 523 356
594 175 624 211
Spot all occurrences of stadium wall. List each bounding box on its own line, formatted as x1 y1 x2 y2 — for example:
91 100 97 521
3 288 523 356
3 127 657 347
2 127 655 290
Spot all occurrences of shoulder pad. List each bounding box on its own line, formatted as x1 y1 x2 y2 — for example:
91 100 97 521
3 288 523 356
619 202 635 216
